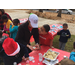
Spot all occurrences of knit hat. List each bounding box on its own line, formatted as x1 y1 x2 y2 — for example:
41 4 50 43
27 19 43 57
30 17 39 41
2 38 20 56
29 14 38 28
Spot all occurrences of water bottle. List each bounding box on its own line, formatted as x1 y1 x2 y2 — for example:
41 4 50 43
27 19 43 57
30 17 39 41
39 53 42 62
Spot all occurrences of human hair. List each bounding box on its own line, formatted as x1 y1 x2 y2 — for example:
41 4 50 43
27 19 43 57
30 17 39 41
43 24 50 32
63 23 68 27
0 9 5 15
56 58 75 65
0 30 3 37
1 15 8 20
73 42 75 49
13 19 20 25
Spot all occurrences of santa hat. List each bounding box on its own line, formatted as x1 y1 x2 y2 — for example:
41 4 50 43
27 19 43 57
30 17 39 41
2 38 20 56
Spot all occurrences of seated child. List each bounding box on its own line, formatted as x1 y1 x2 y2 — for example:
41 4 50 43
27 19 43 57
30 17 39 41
1 15 12 33
1 38 29 65
9 19 20 40
57 23 71 50
39 24 53 48
56 58 75 65
69 42 75 62
0 30 7 52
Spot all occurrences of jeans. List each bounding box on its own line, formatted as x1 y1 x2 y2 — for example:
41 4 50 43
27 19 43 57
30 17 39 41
59 41 66 50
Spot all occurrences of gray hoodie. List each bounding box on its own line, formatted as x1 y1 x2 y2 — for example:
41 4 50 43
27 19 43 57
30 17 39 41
0 36 7 52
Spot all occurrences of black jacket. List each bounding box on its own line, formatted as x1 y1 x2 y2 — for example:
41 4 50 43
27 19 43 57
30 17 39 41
57 29 71 43
15 21 39 45
0 43 29 65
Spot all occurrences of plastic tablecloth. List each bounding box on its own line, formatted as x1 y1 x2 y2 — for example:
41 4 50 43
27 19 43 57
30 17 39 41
18 45 70 65
19 18 28 24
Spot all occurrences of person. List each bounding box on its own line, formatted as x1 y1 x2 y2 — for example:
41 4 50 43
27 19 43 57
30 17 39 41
0 9 12 30
9 19 20 40
56 58 75 65
69 42 75 62
1 15 12 34
39 24 53 48
15 14 40 53
0 38 29 65
0 30 7 51
57 23 71 50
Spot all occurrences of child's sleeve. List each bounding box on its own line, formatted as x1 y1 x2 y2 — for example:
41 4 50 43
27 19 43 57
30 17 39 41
49 33 53 40
67 30 71 38
20 43 29 58
9 25 17 33
69 52 75 62
3 25 9 31
57 30 61 35
23 45 29 58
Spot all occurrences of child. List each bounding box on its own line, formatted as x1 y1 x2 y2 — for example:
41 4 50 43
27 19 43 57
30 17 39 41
57 23 71 50
1 38 29 65
9 19 20 40
56 58 75 65
1 15 12 33
39 24 53 48
0 30 7 52
69 42 75 62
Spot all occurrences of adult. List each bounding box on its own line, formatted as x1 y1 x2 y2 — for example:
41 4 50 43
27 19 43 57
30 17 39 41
0 9 12 30
15 14 40 53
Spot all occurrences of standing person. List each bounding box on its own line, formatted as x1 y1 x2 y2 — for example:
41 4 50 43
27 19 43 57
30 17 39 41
57 23 71 50
15 14 40 53
0 9 12 30
9 19 20 40
1 15 12 34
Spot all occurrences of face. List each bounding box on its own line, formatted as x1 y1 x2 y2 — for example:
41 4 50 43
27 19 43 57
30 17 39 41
63 25 68 30
3 19 8 23
0 11 2 15
39 26 47 35
12 21 16 25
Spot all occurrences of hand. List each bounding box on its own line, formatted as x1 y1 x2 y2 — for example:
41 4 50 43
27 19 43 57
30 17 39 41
22 56 29 61
2 30 5 33
22 56 25 60
34 43 40 50
10 23 13 25
25 57 29 61
50 46 54 48
66 35 69 37
58 30 61 32
27 44 34 50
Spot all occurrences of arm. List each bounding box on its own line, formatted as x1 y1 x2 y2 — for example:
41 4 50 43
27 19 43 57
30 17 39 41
57 30 61 35
23 45 29 58
33 28 39 44
66 30 71 38
50 40 53 48
9 25 17 33
15 26 28 46
69 52 75 62
3 24 9 31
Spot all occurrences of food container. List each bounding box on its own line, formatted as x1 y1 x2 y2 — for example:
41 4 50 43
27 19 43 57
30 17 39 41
43 59 58 65
43 49 59 61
